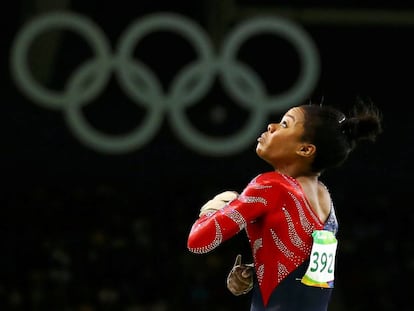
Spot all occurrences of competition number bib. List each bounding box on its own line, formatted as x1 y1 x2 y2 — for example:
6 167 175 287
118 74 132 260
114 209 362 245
301 230 337 288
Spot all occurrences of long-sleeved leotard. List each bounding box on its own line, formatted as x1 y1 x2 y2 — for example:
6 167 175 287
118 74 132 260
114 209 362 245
187 171 338 309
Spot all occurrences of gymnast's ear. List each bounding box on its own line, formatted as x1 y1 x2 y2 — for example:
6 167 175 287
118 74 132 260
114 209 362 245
296 143 316 158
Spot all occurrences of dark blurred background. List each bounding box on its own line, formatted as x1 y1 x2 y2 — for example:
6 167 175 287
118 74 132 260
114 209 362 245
2 1 413 310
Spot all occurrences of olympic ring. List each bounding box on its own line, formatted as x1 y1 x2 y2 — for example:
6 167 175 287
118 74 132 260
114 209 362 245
10 11 320 155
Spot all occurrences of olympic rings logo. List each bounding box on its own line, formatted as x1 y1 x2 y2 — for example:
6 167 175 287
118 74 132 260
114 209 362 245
10 11 320 155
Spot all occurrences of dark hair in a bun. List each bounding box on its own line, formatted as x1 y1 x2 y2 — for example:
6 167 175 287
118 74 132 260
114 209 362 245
300 99 383 173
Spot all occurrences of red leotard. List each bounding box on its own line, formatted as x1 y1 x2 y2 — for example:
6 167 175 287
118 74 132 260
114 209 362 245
187 171 327 307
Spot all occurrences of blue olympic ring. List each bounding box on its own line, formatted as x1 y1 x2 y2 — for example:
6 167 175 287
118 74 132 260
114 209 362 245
10 11 320 155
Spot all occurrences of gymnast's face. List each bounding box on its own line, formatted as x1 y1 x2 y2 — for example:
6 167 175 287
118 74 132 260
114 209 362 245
256 106 313 170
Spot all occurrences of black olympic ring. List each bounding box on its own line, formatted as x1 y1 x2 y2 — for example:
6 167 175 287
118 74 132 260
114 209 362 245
10 11 320 155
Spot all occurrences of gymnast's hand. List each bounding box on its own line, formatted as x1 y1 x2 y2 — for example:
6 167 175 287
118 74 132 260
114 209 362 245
199 191 238 217
226 254 254 296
